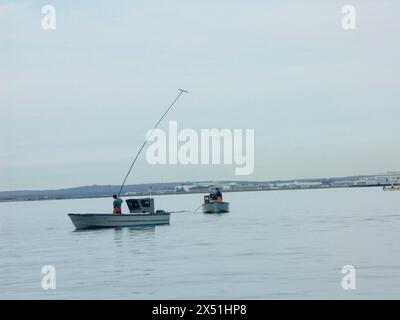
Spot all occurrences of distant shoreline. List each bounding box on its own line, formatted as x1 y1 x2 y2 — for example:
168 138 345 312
0 184 386 203
2 172 398 203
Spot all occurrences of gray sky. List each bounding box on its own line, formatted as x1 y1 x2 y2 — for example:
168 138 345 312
1 0 399 191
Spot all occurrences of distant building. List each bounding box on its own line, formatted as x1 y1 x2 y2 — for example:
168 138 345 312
187 184 214 193
174 185 185 192
291 181 322 187
321 179 333 186
125 191 138 195
221 182 239 191
360 172 400 185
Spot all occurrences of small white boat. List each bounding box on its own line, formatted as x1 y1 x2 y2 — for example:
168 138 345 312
68 198 170 229
383 185 400 191
201 195 229 213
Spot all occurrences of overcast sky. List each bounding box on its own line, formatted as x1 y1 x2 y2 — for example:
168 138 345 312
1 0 399 191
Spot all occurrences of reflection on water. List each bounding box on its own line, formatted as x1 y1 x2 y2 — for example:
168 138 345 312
113 226 156 242
1 187 400 299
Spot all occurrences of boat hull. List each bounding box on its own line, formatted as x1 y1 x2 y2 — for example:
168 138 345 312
202 202 229 214
383 187 400 191
68 213 170 229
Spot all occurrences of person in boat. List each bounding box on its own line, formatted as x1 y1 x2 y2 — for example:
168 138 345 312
211 188 222 202
112 194 123 214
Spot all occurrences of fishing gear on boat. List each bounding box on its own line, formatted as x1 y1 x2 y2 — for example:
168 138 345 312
117 89 188 197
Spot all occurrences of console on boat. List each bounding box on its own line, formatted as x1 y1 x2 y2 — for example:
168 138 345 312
126 198 167 215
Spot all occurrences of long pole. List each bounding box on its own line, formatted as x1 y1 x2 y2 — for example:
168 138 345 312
117 89 188 197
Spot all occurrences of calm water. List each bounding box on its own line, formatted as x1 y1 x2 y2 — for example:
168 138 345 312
1 187 400 299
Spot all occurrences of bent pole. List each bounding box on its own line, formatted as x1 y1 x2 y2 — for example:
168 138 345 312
117 89 188 197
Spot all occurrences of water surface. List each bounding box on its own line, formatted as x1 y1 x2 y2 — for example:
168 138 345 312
1 187 399 299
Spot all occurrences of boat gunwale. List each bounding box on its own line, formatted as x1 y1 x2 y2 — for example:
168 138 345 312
68 213 170 217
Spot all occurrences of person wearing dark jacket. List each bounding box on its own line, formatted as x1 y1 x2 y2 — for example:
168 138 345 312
211 188 222 202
